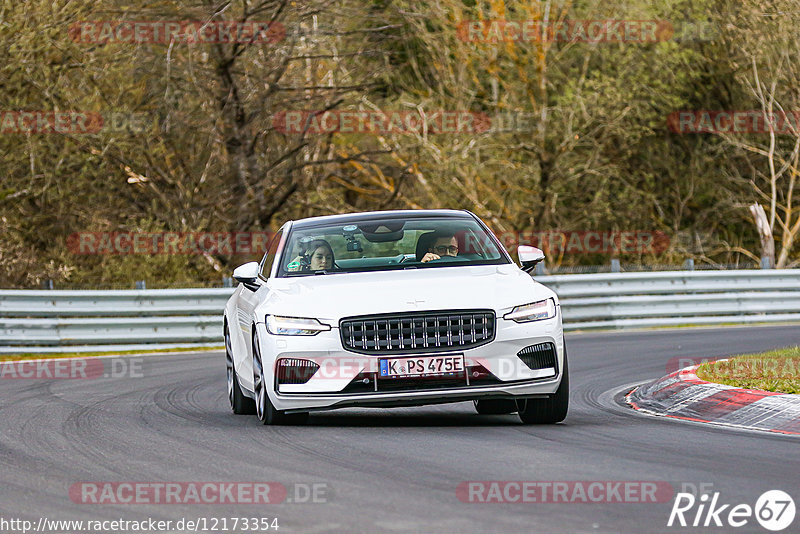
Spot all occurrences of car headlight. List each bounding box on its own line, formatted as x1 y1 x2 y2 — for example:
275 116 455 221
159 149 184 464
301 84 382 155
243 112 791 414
266 315 331 336
503 298 557 323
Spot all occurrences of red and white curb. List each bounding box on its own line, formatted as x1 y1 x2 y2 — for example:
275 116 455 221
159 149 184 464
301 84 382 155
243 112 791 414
626 364 800 436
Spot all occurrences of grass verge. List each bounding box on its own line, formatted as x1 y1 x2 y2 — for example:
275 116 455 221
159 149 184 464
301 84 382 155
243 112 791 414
1 346 224 361
696 346 800 394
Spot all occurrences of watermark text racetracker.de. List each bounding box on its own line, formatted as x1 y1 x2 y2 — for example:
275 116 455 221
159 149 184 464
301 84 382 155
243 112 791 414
456 481 674 503
272 110 492 135
666 356 800 378
0 357 143 380
276 356 564 386
456 20 673 43
70 481 330 505
456 19 718 44
0 111 151 135
69 20 285 44
668 110 800 134
67 232 275 256
492 230 670 255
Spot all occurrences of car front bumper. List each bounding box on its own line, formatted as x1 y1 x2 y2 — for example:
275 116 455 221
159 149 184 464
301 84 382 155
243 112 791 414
254 313 564 412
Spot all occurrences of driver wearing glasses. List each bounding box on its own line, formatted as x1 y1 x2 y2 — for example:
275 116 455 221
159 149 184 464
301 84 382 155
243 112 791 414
420 233 459 263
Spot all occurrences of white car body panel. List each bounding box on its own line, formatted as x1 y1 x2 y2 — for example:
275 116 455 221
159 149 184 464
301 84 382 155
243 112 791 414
224 210 565 414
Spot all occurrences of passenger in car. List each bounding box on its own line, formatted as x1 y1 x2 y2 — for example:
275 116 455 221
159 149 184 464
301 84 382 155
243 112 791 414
287 239 335 271
420 233 459 263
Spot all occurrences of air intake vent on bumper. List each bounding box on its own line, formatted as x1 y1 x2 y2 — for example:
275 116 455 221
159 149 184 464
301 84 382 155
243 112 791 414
517 342 558 373
276 358 319 385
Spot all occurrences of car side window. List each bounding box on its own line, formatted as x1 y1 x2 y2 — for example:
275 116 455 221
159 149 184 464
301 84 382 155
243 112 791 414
260 230 283 279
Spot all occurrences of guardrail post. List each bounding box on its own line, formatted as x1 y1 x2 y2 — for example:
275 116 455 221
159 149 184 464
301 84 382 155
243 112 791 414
683 259 695 271
760 256 774 269
134 280 146 289
222 276 233 288
610 259 621 273
41 279 54 290
534 262 546 276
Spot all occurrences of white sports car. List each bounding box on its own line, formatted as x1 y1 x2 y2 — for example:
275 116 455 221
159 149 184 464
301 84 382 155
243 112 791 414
224 209 568 425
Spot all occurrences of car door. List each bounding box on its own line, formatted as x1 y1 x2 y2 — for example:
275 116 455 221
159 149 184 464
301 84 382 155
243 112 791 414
234 227 286 392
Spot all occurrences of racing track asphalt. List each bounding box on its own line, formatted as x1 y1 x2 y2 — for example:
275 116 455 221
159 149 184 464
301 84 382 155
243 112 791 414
0 325 798 533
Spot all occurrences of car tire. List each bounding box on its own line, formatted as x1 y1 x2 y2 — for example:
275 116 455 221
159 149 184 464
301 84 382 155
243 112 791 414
252 331 309 426
473 399 518 415
517 345 569 424
226 324 256 415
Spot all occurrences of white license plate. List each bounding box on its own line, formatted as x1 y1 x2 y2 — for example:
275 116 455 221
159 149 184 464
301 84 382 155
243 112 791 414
379 354 465 378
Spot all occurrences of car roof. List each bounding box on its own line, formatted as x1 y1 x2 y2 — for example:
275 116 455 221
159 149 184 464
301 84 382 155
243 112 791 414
288 209 475 229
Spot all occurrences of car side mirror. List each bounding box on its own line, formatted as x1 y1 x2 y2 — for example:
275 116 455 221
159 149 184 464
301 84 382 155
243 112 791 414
232 261 261 291
518 245 545 273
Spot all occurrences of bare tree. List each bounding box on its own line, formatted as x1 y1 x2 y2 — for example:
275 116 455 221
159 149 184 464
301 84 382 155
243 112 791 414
715 1 800 268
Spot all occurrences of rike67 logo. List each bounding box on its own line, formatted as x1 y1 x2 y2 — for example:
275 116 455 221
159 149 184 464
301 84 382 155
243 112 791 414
668 489 795 531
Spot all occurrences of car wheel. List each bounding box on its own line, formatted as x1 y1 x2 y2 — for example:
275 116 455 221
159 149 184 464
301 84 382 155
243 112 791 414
517 347 569 424
473 399 517 415
252 331 308 425
226 325 256 415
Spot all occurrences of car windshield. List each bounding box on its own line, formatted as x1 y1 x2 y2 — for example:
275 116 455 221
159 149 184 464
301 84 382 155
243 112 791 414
278 216 509 276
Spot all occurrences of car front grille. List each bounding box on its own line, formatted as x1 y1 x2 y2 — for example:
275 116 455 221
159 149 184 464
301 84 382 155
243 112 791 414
339 310 496 354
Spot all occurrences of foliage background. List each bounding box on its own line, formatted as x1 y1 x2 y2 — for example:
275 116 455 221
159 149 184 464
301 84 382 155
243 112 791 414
1 0 798 287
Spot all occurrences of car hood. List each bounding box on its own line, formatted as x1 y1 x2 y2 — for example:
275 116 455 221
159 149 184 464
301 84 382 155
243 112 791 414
258 264 556 323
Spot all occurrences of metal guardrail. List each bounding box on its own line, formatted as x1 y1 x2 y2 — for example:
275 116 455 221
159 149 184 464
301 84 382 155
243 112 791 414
1 270 799 353
0 289 234 354
546 270 800 330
